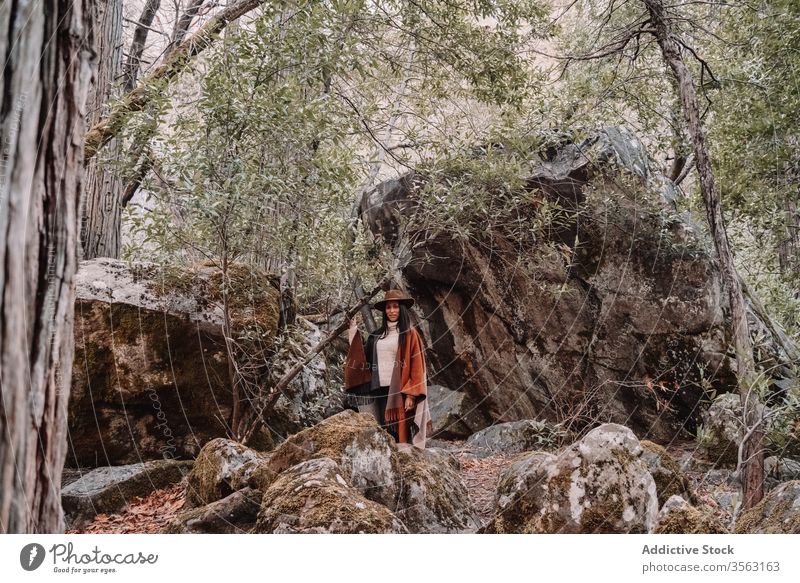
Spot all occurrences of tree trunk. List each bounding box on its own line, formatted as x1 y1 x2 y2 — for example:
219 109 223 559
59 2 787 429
643 0 764 509
80 0 124 260
123 0 162 92
0 0 94 533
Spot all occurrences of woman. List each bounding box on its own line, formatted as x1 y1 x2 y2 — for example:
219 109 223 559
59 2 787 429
343 289 432 449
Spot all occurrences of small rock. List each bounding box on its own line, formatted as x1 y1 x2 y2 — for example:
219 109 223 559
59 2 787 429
163 488 262 534
764 456 800 491
185 438 273 508
465 419 566 458
640 440 695 506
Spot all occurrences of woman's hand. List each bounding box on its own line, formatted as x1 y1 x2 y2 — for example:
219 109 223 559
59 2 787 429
404 394 415 412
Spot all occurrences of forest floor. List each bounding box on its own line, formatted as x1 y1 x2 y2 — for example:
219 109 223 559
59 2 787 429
68 438 734 534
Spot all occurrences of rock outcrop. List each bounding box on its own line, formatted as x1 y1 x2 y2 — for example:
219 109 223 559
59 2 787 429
362 127 798 441
427 384 491 438
487 423 658 533
69 259 345 467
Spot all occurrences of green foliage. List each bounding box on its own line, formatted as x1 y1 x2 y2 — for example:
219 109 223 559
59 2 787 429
122 0 551 312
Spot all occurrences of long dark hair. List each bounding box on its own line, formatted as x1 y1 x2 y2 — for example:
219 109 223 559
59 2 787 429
371 302 414 354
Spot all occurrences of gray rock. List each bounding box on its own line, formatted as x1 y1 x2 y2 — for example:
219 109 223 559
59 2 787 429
735 480 800 533
465 419 566 458
164 488 262 534
254 457 408 534
764 456 800 491
427 384 490 438
697 393 744 467
487 423 658 533
395 444 480 533
62 459 193 529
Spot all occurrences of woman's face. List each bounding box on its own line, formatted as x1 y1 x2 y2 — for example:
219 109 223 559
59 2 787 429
385 301 400 322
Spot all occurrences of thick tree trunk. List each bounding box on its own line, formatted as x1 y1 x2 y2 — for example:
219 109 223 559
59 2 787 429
0 0 94 532
81 0 124 260
643 0 764 509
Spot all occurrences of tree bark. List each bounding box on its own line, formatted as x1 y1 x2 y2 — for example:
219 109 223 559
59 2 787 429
123 0 162 92
643 0 764 509
81 0 125 260
0 0 94 532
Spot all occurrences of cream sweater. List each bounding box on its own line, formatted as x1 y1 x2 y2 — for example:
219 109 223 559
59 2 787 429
375 320 400 386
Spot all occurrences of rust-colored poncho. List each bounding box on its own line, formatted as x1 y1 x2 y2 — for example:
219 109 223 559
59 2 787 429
344 326 431 447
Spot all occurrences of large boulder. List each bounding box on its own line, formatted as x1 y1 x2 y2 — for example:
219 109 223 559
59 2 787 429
734 481 800 533
69 259 280 466
640 440 694 505
265 410 401 509
184 438 274 508
465 419 566 458
254 457 408 534
652 495 728 534
394 444 480 533
164 488 263 534
62 459 193 529
69 259 345 467
362 127 798 441
487 423 658 533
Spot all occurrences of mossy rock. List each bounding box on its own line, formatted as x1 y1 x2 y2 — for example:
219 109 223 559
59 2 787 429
653 495 728 534
185 438 273 508
254 457 408 533
488 424 658 533
640 440 695 506
734 481 800 533
266 409 400 509
394 443 480 533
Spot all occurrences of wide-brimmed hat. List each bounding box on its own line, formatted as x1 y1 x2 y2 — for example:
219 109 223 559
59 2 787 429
372 289 415 311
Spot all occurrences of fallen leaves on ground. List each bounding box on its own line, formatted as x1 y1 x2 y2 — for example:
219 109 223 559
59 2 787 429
68 480 187 534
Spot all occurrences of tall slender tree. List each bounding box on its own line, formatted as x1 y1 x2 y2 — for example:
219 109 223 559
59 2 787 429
642 0 763 510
